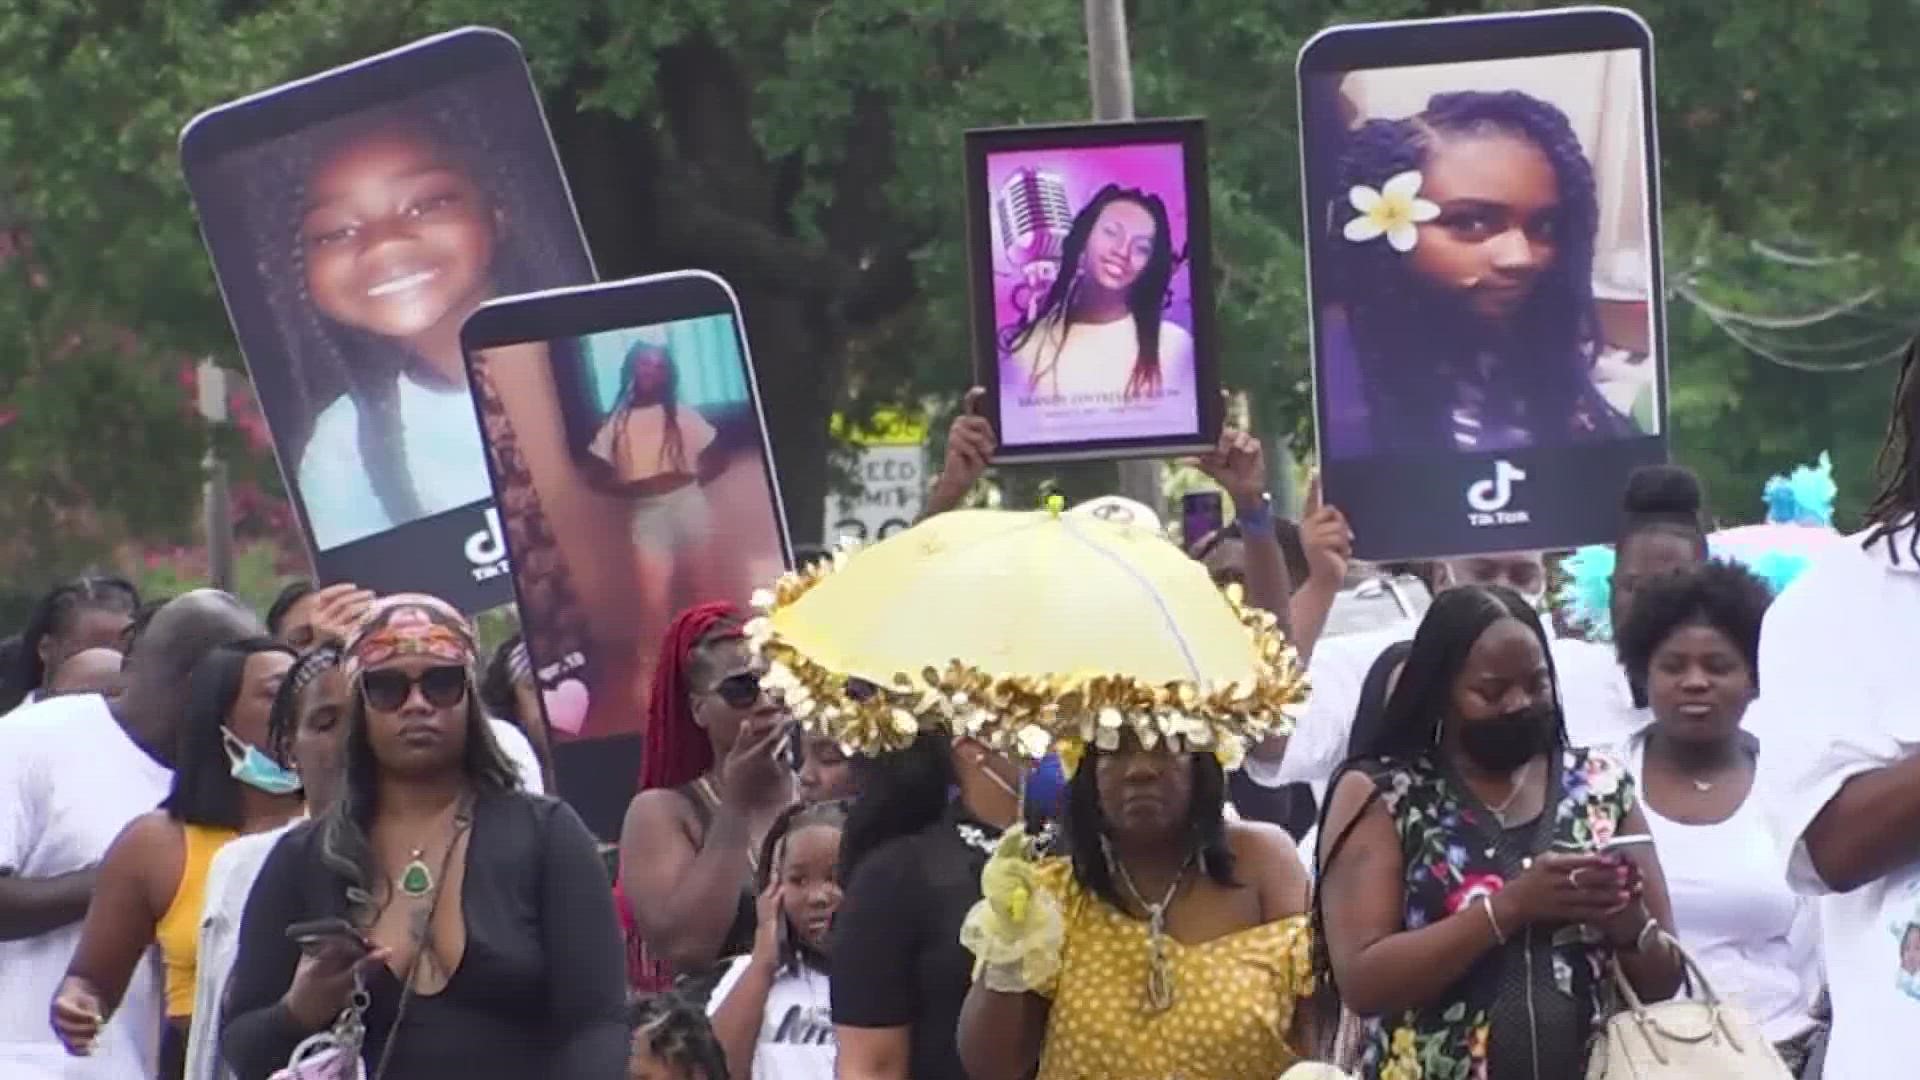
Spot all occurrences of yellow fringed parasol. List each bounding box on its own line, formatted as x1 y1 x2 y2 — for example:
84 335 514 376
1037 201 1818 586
748 500 1307 767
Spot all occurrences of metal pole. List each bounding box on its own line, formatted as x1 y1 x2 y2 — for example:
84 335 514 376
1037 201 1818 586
1083 0 1163 512
205 453 233 591
1084 0 1135 120
197 359 235 591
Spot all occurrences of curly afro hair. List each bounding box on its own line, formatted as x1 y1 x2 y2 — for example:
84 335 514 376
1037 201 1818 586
1615 559 1774 692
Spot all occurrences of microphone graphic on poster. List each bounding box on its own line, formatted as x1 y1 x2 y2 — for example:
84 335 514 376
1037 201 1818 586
994 167 1072 321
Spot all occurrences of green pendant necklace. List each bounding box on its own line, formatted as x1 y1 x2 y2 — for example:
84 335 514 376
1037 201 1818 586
398 848 434 898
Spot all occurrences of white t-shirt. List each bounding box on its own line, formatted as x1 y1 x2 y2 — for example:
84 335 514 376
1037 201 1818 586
1757 526 1920 1076
486 717 544 797
297 371 494 552
1008 315 1195 402
706 956 835 1080
0 695 171 1078
1625 734 1821 1041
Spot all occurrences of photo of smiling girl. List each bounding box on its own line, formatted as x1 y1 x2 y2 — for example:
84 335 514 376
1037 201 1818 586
195 53 591 565
1004 184 1192 403
972 129 1213 456
265 97 580 550
1316 70 1656 461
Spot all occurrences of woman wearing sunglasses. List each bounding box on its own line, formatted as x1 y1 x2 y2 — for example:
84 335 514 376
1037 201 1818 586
220 595 628 1079
618 602 797 997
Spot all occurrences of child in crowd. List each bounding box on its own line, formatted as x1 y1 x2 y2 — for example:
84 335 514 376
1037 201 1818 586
706 801 846 1080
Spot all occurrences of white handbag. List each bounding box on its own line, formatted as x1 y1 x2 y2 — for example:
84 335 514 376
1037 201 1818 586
1585 935 1792 1080
267 984 369 1080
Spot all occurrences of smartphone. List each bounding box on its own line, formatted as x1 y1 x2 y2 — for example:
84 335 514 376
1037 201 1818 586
180 27 593 613
1601 834 1654 853
783 719 804 772
284 918 369 957
1297 7 1668 561
462 271 792 832
963 118 1223 466
1181 491 1225 549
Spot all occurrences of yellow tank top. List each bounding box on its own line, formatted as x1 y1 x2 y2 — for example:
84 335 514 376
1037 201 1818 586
156 823 238 1019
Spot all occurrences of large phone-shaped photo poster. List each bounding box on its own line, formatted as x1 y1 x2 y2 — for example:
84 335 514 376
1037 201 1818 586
964 119 1223 464
1299 7 1668 560
181 27 595 612
463 271 791 836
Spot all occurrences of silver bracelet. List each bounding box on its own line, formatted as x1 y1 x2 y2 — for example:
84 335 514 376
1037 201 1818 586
1474 894 1507 945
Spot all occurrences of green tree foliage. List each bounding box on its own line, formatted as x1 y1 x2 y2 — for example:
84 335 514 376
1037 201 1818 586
0 0 1913 590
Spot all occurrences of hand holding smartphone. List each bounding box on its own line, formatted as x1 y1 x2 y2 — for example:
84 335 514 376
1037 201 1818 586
1181 491 1225 550
285 917 370 959
1600 833 1653 891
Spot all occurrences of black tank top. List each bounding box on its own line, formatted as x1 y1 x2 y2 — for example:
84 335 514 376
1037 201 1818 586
671 781 760 999
625 781 761 997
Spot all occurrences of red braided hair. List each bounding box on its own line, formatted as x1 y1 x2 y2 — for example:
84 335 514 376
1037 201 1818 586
620 601 746 990
637 600 745 791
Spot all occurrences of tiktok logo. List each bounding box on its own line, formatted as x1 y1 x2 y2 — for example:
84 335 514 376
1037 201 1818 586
1467 460 1526 512
1466 461 1531 526
465 508 511 582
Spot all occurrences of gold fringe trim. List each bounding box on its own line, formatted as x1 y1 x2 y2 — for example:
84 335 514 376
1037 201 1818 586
747 543 1309 766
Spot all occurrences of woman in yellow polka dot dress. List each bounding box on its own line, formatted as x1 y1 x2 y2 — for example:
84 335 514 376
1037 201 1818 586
957 728 1316 1080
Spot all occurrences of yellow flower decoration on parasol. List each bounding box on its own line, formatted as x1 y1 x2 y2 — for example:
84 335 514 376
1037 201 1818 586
748 500 1307 767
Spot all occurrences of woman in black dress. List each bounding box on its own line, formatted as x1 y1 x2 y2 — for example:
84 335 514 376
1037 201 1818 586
221 594 627 1078
832 733 1029 1080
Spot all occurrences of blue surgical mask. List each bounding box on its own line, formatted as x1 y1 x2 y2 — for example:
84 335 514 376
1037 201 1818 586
1024 753 1069 820
222 727 303 796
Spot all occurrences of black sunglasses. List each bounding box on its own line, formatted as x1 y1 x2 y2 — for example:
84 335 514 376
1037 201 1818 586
362 666 469 712
712 672 764 709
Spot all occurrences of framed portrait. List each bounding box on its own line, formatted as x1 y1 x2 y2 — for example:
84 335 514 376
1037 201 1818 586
964 119 1223 464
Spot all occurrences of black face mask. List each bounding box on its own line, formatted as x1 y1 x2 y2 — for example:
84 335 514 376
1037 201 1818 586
1456 703 1555 773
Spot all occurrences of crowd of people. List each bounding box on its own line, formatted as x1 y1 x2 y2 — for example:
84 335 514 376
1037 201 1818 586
5 339 1920 1079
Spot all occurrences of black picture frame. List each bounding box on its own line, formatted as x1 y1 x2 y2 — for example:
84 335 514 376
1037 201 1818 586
1297 6 1668 561
963 117 1224 465
461 270 794 838
180 26 595 613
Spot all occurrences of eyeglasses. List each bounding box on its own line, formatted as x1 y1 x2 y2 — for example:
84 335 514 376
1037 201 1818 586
361 666 469 712
711 672 764 709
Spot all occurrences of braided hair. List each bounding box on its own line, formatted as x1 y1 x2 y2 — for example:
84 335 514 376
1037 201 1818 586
237 69 582 529
267 644 344 762
2 576 140 712
628 992 730 1080
1332 90 1609 452
1862 335 1920 564
753 799 849 975
638 603 745 792
1005 184 1180 399
606 342 692 477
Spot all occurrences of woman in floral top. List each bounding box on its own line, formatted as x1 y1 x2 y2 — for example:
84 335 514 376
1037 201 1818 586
1313 585 1685 1079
